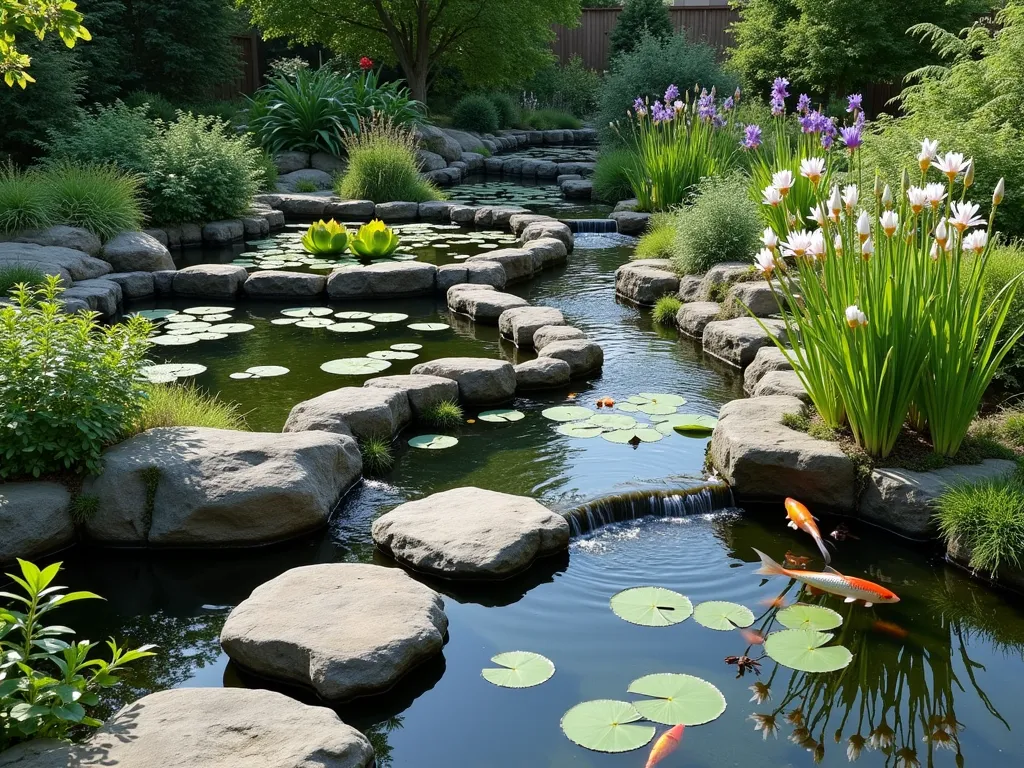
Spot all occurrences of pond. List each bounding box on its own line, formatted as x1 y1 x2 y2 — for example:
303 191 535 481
445 175 612 219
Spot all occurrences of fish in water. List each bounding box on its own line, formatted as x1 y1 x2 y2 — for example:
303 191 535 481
871 620 910 640
645 724 684 768
752 548 900 608
785 497 832 564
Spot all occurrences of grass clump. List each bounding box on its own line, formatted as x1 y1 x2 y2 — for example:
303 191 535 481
452 94 500 134
360 434 395 476
423 399 463 429
0 265 47 296
668 174 761 276
592 148 639 204
337 116 444 203
982 245 1024 392
130 383 247 435
69 495 99 523
40 162 144 239
634 216 676 260
651 295 681 325
488 93 519 129
936 472 1024 576
0 165 51 234
293 179 321 193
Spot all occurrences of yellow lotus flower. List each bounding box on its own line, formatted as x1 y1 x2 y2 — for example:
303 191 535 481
301 219 350 255
350 219 401 258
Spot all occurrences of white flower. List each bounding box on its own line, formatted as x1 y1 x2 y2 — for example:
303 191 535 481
845 305 868 328
799 157 826 186
930 240 951 261
808 229 826 259
861 237 874 260
842 184 859 212
749 713 779 740
762 227 779 250
932 151 972 180
934 218 949 245
749 682 772 704
834 233 844 253
918 138 939 171
781 229 814 258
994 177 1005 206
948 200 986 233
773 169 795 195
673 100 684 112
828 185 842 217
762 185 784 207
808 204 828 227
755 248 777 275
907 186 927 213
856 210 872 240
882 184 893 208
962 229 988 254
924 182 947 209
880 210 899 237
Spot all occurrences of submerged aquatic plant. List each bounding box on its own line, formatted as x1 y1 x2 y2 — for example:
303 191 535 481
422 399 463 429
350 219 400 258
301 219 351 255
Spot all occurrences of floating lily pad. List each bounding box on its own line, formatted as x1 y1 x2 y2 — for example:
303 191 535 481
271 318 301 326
610 586 692 627
193 332 227 341
390 343 422 351
481 651 554 688
295 318 335 328
163 321 211 333
150 334 200 346
202 313 232 322
281 307 333 318
542 406 595 422
141 363 206 382
693 601 755 631
557 423 605 438
601 428 663 444
637 402 678 416
184 306 234 316
649 414 714 435
628 673 727 726
321 358 392 375
368 313 409 323
247 365 289 378
334 311 372 320
408 434 459 450
764 630 853 673
614 402 640 413
131 309 177 320
478 409 525 423
636 393 687 407
777 604 844 632
407 322 450 331
208 323 254 334
588 414 636 430
367 350 419 360
560 700 654 754
327 322 376 333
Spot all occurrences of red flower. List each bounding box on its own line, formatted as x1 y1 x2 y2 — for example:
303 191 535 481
359 57 373 71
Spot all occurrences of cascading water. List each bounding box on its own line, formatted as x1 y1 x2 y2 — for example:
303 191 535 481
564 218 619 234
562 483 735 536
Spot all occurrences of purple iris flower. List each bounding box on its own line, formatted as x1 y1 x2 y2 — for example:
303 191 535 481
697 89 717 121
664 84 680 103
651 101 672 123
821 117 838 149
840 125 863 151
771 77 790 100
855 110 866 128
722 96 734 111
797 94 811 114
633 97 647 116
847 93 863 113
742 124 762 150
712 114 726 128
770 95 785 117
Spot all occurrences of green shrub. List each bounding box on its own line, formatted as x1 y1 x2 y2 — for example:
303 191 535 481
592 149 639 204
524 55 602 117
423 399 464 429
40 163 144 240
122 90 181 123
609 0 673 60
0 166 51 235
337 117 444 203
652 295 682 325
452 94 500 134
0 278 151 479
669 174 761 275
0 265 47 296
634 216 677 260
0 559 156 751
519 108 582 130
936 472 1024 576
982 245 1024 391
488 93 520 129
42 102 157 174
255 148 279 193
293 179 321 193
130 383 248 435
360 434 395 475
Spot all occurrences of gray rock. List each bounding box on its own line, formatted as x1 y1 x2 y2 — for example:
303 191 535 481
82 428 361 545
703 317 788 368
410 357 517 404
610 211 651 235
753 370 809 402
324 199 375 219
515 357 571 390
202 220 245 245
744 346 795 395
947 538 1024 593
101 231 175 272
520 220 573 252
709 396 855 512
474 206 530 228
418 201 454 221
61 278 121 317
372 487 569 579
498 306 565 347
326 262 436 299
416 124 463 162
726 280 778 317
436 261 507 292
557 174 583 184
274 151 310 174
615 261 680 306
448 160 468 173
240 216 270 238
442 127 485 153
173 264 248 298
374 201 419 221
534 324 586 351
613 198 640 212
258 193 327 218
701 261 754 294
13 225 101 256
0 483 74 564
465 247 538 283
142 228 169 246
0 255 73 286
178 223 204 245
860 459 1020 539
283 387 411 439
561 179 593 199
0 687 374 768
221 563 447 700
449 205 479 224
543 129 570 144
153 270 176 295
502 157 526 176
416 149 448 172
311 152 347 174
259 208 286 228
460 151 485 172
535 160 560 179
363 374 459 419
538 339 604 377
521 237 568 268
243 270 326 297
676 301 721 337
105 271 155 299
509 214 553 236
277 169 334 193
447 284 529 323
677 274 704 301
484 157 505 174
0 243 110 281
57 298 90 315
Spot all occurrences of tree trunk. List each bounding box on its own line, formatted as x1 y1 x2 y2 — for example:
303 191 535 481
406 63 429 103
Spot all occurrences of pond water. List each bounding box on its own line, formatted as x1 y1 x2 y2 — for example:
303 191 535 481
505 145 599 163
445 175 612 219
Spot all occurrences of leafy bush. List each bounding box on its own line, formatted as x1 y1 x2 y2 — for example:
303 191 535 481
634 216 676 259
336 117 444 203
669 174 761 275
519 108 582 130
0 559 156 750
488 93 520 129
0 279 151 479
40 163 144 240
609 0 673 60
983 245 1024 392
598 31 737 146
452 94 500 134
130 383 247 435
652 295 682 325
423 399 464 429
42 103 157 174
0 166 51 234
592 148 639 203
0 265 47 296
936 472 1024 576
360 435 395 475
122 90 181 123
524 55 602 118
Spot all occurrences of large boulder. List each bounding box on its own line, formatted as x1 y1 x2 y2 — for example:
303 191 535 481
702 317 788 368
276 168 333 193
326 262 436 299
418 200 454 221
11 225 101 256
0 242 110 281
609 210 651 235
539 339 604 377
283 386 411 439
436 261 507 293
102 231 175 272
677 274 704 302
676 301 721 338
105 271 155 299
374 201 419 221
515 357 571 390
274 151 310 174
498 306 565 347
561 179 593 200
372 487 569 579
447 284 529 323
442 128 486 153
311 152 346 174
410 357 516 404
465 248 538 283
0 687 374 768
709 396 856 513
416 124 463 162
363 374 459 419
220 563 447 700
256 193 327 218
509 213 553 236
725 280 779 318
752 370 809 402
615 260 679 306
82 428 361 546
202 220 245 245
0 483 74 564
416 149 448 172
520 237 568 268
172 264 248 298
700 261 754 296
520 220 573 252
744 346 794 395
61 278 121 317
243 270 326 297
534 324 586 352
323 199 375 219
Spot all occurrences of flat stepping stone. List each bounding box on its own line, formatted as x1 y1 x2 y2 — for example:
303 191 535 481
534 324 586 352
498 306 565 347
537 340 604 378
326 261 437 299
363 374 459 419
464 248 539 283
173 264 248 298
447 284 529 324
676 302 722 338
220 563 447 700
243 270 327 297
372 487 569 579
410 357 516 404
744 346 795 395
614 261 679 306
752 370 810 403
283 386 411 439
702 317 788 369
515 358 571 391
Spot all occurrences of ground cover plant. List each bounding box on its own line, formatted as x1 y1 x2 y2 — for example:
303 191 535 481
130 383 248 434
336 117 443 204
936 469 1024 576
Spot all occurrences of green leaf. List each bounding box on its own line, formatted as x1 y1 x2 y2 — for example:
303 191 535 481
477 409 525 423
368 313 409 323
367 350 419 361
637 402 678 416
556 423 605 438
334 311 372 320
542 406 595 422
280 307 333 318
184 306 234 316
692 601 755 631
408 434 459 450
637 393 687 407
47 591 101 607
601 428 663 444
560 700 655 753
207 323 254 334
326 322 376 333
320 358 392 375
481 651 554 688
764 630 853 673
588 414 636 430
407 322 450 331
628 673 727 726
777 604 844 632
610 587 692 627
390 343 423 351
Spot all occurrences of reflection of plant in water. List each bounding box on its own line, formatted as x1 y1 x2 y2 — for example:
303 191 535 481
363 716 403 768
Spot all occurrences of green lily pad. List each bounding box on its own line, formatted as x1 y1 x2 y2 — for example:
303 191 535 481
610 587 692 627
637 402 678 416
390 343 423 351
334 311 372 320
131 309 178 320
588 414 636 430
636 393 687 407
628 673 727 726
408 434 459 450
764 630 853 673
193 332 227 341
614 402 640 413
163 321 211 333
141 363 206 382
601 428 663 444
271 318 300 326
327 322 376 333
693 601 755 631
557 423 605 438
407 322 450 331
481 651 554 688
150 334 200 346
246 365 289 378
560 700 655 753
541 406 595 422
661 414 718 434
201 313 232 322
478 409 525 423
281 307 333 318
368 313 409 323
184 306 234 316
295 318 335 328
208 323 254 334
367 350 419 360
777 604 844 632
321 358 393 375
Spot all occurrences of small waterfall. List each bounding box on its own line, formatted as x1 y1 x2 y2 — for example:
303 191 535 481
565 218 618 234
563 483 735 537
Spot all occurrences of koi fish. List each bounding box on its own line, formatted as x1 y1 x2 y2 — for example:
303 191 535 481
871 620 909 640
752 548 900 608
645 724 684 768
785 497 831 564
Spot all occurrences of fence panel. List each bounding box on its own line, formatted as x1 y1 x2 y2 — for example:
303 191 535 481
210 32 261 100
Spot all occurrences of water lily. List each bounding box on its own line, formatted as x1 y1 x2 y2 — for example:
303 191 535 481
932 151 972 182
762 185 784 207
856 210 872 241
948 200 985 233
749 681 771 704
842 184 859 212
880 211 899 237
907 186 927 214
800 157 826 186
963 229 988 254
750 713 779 740
350 219 401 258
773 170 795 196
755 248 777 275
301 219 350 256
762 227 779 251
924 182 947 210
918 138 939 172
846 305 868 328
847 734 867 762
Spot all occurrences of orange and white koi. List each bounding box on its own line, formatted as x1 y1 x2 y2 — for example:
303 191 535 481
752 548 900 608
785 497 831 564
645 724 684 768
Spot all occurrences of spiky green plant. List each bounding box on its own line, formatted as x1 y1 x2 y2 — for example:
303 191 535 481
39 162 143 239
0 264 47 296
936 473 1024 576
336 115 443 203
360 434 395 475
423 399 463 429
652 295 682 325
0 164 50 234
129 383 247 435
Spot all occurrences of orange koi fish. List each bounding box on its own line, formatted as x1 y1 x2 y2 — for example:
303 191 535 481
871 620 909 640
645 724 684 768
785 497 831 564
753 549 900 608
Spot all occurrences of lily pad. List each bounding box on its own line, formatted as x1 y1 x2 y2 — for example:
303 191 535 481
614 402 640 413
281 307 333 318
163 321 211 333
131 309 177 320
481 651 554 689
408 434 459 450
390 343 422 351
560 700 655 754
327 322 376 333
202 313 232 322
321 358 393 375
764 630 853 673
557 423 605 438
407 322 450 332
610 586 692 627
628 673 727 726
247 365 289 378
636 393 687 407
208 323 254 334
367 350 419 360
637 402 678 416
692 601 755 631
193 332 227 341
777 604 844 632
295 318 335 328
141 363 206 382
588 414 636 430
541 406 595 422
601 428 663 444
184 306 234 316
368 312 409 323
334 311 372 320
150 335 200 346
478 409 525 423
271 318 301 326
663 414 718 434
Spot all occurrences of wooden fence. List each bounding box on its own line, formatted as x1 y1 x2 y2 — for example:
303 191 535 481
210 31 262 100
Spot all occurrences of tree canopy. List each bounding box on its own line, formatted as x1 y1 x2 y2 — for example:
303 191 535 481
0 0 91 87
609 0 673 60
241 0 582 102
